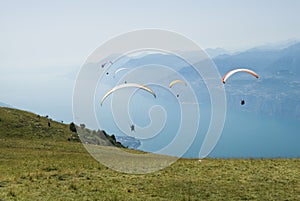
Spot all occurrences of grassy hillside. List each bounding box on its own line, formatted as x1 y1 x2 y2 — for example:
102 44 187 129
0 107 75 141
0 107 299 200
0 107 123 147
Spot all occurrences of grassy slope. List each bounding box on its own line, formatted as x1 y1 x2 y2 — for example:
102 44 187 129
0 107 123 147
0 107 299 200
0 107 74 141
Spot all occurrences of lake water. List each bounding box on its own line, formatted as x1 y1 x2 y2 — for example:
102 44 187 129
97 90 300 158
207 109 300 158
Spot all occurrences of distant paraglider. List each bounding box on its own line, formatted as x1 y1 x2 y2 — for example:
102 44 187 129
130 124 135 132
169 79 187 98
100 83 156 106
101 61 113 68
169 79 187 88
114 68 128 78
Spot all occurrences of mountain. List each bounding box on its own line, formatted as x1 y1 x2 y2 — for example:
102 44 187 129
214 42 300 75
115 42 300 119
99 42 300 120
268 42 300 75
249 39 298 51
205 47 231 58
213 42 300 119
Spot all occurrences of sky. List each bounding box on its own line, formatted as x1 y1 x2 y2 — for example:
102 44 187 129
1 0 300 69
1 0 300 119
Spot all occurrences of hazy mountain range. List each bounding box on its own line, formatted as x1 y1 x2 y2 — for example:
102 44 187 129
109 41 300 119
213 42 300 119
205 47 231 58
120 41 300 119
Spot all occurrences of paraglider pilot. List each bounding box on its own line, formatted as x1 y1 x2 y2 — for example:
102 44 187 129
130 124 135 132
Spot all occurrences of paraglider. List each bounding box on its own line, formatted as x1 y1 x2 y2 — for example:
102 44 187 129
101 61 113 68
222 68 259 84
169 79 187 98
222 68 259 106
130 124 135 132
114 68 128 77
169 79 187 88
100 83 156 106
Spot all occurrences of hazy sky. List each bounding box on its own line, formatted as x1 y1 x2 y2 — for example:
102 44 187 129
1 0 300 69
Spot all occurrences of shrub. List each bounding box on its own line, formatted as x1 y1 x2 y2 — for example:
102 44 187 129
69 122 77 133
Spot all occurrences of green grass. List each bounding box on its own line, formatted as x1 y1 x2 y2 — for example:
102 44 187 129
0 138 299 200
0 107 123 147
0 107 74 141
0 107 299 200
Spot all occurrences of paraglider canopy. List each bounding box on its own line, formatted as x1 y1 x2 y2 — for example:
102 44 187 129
101 61 113 68
222 68 259 84
114 68 128 77
100 83 156 106
169 79 187 88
